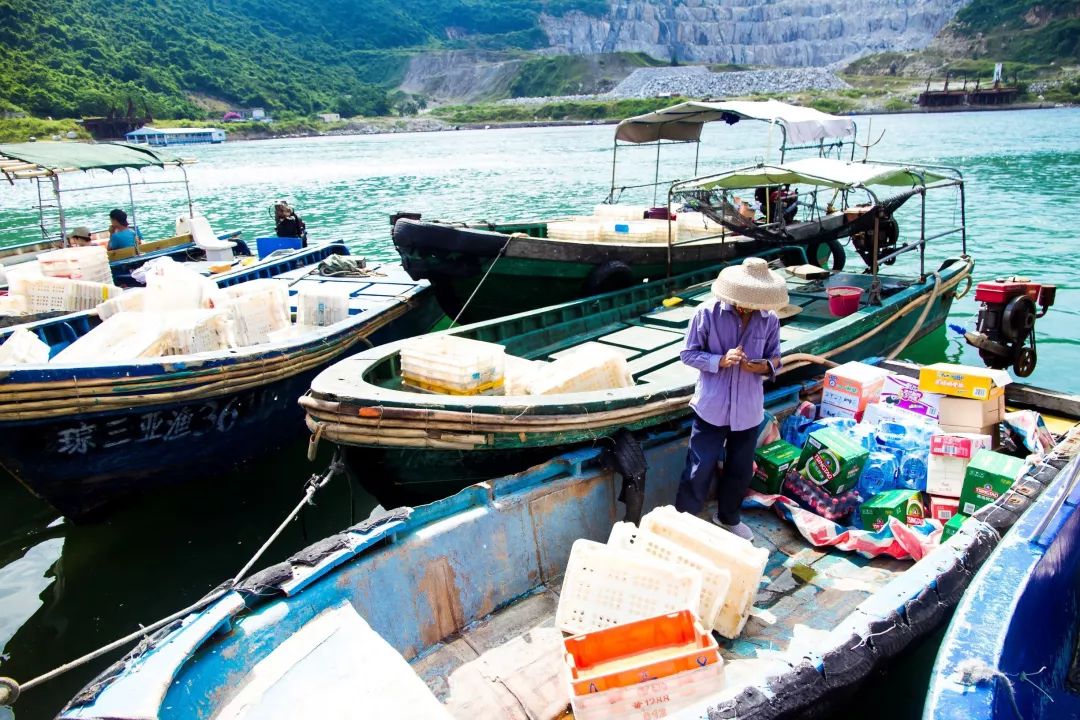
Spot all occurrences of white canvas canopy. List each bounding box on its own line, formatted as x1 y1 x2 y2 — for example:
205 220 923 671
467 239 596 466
614 100 856 145
678 158 951 192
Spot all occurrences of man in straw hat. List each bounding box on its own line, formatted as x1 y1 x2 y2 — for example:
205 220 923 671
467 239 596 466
675 257 787 542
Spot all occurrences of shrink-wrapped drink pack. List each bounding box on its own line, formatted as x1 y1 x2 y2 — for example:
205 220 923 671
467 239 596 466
296 284 351 328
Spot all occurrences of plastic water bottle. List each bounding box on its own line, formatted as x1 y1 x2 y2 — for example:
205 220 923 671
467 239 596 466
858 452 898 497
850 423 879 452
899 453 929 491
809 416 857 436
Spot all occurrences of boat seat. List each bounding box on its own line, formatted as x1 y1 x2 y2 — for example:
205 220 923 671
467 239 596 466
107 246 139 262
177 214 235 261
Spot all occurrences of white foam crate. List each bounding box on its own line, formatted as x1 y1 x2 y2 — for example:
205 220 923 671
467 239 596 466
569 663 724 720
216 280 291 347
157 310 231 355
296 285 352 327
555 538 702 636
0 295 27 316
38 246 111 284
593 204 648 221
528 346 633 395
96 288 146 320
608 522 730 635
51 313 165 364
6 261 42 297
547 220 602 242
400 335 506 394
24 277 120 313
600 221 662 244
640 506 770 639
0 328 50 365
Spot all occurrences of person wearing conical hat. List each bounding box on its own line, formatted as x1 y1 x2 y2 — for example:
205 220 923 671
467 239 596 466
675 257 788 542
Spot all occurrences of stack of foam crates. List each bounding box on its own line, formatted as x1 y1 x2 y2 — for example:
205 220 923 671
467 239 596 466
593 204 648 222
51 313 166 363
156 310 232 356
563 610 723 720
216 279 292 347
38 246 111 284
546 220 602 243
599 220 668 243
24 277 121 313
528 346 634 395
399 335 505 395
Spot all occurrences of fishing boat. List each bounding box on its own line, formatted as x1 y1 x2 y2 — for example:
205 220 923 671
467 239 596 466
0 141 251 290
392 100 908 324
0 243 442 520
924 420 1080 717
304 158 972 508
51 368 1080 720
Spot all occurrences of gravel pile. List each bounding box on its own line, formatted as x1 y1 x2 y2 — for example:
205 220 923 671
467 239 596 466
497 66 850 105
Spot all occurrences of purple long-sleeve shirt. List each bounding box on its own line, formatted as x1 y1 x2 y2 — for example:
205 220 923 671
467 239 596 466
681 301 782 431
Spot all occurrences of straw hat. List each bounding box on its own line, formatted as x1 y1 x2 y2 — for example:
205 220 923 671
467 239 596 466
711 257 790 311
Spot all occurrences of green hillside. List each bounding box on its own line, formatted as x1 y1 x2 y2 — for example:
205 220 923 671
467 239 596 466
0 0 605 119
952 0 1079 63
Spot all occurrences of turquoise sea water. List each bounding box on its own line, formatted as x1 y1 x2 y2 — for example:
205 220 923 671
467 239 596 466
1 108 1078 718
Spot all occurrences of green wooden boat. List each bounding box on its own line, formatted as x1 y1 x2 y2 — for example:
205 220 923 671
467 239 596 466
393 100 868 324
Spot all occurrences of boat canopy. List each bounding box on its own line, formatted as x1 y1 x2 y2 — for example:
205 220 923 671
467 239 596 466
677 158 952 192
0 142 187 180
615 100 856 145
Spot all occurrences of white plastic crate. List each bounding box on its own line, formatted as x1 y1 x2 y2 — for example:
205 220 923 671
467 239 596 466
51 313 165 364
528 346 633 395
96 288 146 320
5 261 43 298
69 280 121 311
546 220 602 242
0 328 50 365
215 280 292 347
296 285 352 328
608 522 730 635
569 663 724 720
144 259 220 312
593 204 648 221
24 277 72 313
503 355 546 396
157 310 231 356
600 221 662 244
640 506 769 639
555 539 702 636
399 335 506 395
0 295 28 316
38 246 111 284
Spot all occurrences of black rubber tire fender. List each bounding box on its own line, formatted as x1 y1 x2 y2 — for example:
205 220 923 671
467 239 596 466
583 260 635 296
807 236 847 272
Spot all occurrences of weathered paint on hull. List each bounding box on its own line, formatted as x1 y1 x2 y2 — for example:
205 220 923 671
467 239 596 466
1 297 443 519
352 284 957 509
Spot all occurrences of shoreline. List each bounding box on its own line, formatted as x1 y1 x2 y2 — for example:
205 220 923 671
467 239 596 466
225 100 1069 143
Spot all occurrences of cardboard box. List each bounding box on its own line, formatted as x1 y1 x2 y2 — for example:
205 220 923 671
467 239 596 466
919 363 1011 401
879 374 944 420
798 427 869 496
819 402 857 421
927 433 993 497
752 440 801 495
959 449 1028 516
929 495 960 523
938 423 1000 448
941 513 968 542
822 362 890 415
938 396 1006 428
863 401 939 428
859 489 926 532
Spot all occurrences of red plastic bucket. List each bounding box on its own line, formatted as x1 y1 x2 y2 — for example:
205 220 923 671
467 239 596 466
827 285 863 317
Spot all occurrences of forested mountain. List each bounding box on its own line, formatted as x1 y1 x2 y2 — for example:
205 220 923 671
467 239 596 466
0 0 603 118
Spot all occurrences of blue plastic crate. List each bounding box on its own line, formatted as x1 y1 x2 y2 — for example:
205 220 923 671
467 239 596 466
255 236 302 259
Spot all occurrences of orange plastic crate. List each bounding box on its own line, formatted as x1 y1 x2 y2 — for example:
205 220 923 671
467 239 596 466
564 609 720 696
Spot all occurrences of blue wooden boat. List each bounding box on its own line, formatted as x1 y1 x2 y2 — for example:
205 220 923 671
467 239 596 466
925 425 1080 717
0 142 252 291
52 373 1080 720
0 243 442 520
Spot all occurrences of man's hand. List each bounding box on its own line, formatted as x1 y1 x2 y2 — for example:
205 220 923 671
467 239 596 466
719 346 746 368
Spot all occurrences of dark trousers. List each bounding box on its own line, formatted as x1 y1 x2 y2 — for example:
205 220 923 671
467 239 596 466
675 414 758 525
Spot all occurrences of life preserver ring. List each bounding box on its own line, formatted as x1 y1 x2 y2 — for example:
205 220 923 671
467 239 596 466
584 260 635 296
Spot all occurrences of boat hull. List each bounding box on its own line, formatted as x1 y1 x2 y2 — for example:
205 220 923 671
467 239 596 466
393 217 766 323
344 272 961 509
0 265 442 520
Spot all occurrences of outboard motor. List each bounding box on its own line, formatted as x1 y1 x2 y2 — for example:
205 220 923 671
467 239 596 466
956 277 1056 377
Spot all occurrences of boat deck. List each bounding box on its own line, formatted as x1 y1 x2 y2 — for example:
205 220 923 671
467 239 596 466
271 261 429 319
409 502 910 719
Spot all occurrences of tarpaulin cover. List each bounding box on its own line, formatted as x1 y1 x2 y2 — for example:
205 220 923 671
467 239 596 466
680 157 951 192
615 99 856 145
746 491 943 561
0 142 181 175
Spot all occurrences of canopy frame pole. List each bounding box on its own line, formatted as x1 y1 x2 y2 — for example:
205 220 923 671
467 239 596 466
653 140 662 207
181 164 194 218
867 186 882 306
693 140 701 176
51 174 68 247
666 186 675 278
609 140 618 200
123 168 138 234
35 177 49 243
959 181 967 255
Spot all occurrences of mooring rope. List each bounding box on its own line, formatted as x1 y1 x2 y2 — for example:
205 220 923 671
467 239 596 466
448 235 513 329
0 450 347 707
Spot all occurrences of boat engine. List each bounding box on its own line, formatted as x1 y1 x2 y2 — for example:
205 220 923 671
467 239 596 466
958 277 1056 377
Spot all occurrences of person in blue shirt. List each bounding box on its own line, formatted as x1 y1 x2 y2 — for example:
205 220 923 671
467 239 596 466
107 208 141 250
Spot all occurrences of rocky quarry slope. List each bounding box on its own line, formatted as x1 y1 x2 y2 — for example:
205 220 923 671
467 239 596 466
540 0 970 67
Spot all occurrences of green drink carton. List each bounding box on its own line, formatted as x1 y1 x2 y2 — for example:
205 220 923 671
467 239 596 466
959 449 1028 516
941 513 968 542
859 489 926 532
752 439 801 495
797 427 869 495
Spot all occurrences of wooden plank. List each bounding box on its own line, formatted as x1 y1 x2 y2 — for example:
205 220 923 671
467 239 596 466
599 325 684 352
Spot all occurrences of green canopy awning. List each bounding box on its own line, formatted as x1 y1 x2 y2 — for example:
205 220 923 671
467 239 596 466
676 158 952 192
0 142 184 179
